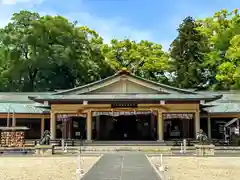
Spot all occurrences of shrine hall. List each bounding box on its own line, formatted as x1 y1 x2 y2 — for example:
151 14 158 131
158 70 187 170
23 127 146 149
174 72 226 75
0 69 239 142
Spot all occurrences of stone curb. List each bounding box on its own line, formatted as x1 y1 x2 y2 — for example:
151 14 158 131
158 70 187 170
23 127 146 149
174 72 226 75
80 154 103 180
146 155 167 180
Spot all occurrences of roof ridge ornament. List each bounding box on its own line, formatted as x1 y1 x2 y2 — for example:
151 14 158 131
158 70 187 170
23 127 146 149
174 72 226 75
117 67 131 75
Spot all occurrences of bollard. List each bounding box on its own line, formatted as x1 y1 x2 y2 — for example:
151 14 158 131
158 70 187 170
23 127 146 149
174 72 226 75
159 154 164 172
76 152 84 180
64 143 68 153
61 139 65 151
160 154 163 165
183 139 187 154
180 143 183 154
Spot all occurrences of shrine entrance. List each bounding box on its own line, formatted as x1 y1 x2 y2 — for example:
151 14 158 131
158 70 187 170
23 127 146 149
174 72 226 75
95 112 157 141
112 115 139 140
111 114 157 140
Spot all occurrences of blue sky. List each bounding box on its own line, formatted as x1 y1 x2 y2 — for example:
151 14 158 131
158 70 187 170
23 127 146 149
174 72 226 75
0 0 239 51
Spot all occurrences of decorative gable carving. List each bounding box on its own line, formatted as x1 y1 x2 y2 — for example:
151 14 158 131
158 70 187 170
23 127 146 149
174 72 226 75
89 79 167 94
55 69 195 95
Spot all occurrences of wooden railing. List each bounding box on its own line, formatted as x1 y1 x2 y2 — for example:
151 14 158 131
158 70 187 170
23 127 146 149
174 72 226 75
172 138 230 146
23 138 231 147
24 139 79 147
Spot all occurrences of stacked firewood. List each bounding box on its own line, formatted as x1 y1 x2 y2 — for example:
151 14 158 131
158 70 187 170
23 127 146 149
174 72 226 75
0 131 25 147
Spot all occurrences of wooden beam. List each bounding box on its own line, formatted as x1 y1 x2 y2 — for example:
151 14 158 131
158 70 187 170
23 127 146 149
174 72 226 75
165 101 200 104
0 114 50 119
79 108 159 113
138 105 169 110
51 104 111 111
54 111 79 114
139 103 199 111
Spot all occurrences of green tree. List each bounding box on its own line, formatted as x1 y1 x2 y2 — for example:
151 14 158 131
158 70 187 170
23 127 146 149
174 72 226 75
217 35 240 89
0 11 93 91
101 39 170 82
79 26 115 80
197 9 240 90
170 16 207 89
0 11 41 91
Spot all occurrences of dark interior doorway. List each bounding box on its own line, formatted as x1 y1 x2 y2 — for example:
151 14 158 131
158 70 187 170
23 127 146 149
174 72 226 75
111 115 138 140
108 115 155 140
71 117 86 139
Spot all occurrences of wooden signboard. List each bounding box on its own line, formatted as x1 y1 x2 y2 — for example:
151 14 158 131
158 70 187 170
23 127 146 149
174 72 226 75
111 103 138 108
0 126 29 148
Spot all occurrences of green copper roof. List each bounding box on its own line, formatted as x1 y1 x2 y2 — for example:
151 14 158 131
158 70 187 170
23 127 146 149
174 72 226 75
198 91 240 102
202 91 240 113
54 70 197 95
29 93 221 102
0 92 53 103
0 103 49 114
205 103 240 113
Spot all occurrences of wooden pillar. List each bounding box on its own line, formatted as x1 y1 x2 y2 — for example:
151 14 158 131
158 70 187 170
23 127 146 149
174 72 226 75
182 119 187 138
236 119 239 135
50 112 56 139
150 113 155 139
68 118 72 139
96 115 100 140
87 111 92 142
157 110 164 141
63 120 67 139
195 110 200 138
12 117 16 127
7 118 10 127
41 117 45 137
207 116 212 139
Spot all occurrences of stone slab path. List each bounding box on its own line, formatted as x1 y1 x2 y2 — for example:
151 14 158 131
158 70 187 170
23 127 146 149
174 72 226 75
81 152 161 180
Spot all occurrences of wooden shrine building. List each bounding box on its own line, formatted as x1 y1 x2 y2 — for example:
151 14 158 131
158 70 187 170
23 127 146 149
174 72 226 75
0 69 239 142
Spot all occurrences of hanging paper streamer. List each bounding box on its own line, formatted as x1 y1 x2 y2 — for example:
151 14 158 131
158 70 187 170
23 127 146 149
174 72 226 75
57 114 87 122
93 111 157 117
163 113 193 120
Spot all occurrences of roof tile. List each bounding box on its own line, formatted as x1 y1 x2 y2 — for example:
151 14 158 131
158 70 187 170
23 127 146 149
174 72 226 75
0 103 49 114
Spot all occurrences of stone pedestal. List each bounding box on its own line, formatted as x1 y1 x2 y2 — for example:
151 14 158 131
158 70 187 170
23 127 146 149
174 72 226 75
195 144 215 156
85 140 93 144
35 145 54 156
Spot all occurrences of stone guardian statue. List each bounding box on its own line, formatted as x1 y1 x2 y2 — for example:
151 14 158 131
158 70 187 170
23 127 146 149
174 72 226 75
196 129 209 145
39 130 51 145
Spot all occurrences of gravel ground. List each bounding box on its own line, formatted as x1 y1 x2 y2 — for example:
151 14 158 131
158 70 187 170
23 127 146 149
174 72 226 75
149 156 240 180
0 156 100 180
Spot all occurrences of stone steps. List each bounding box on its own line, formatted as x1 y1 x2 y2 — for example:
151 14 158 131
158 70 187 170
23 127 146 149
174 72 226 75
55 145 171 153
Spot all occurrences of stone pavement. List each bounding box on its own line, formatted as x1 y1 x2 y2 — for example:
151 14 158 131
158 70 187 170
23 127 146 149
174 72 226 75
81 152 161 180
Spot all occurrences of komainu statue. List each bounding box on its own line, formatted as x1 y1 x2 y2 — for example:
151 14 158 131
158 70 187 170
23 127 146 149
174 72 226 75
39 130 51 145
196 129 209 145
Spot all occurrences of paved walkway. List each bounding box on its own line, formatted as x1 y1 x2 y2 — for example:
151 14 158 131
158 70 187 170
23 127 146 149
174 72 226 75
81 152 161 180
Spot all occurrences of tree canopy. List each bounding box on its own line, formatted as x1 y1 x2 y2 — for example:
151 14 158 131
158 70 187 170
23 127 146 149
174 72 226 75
170 16 208 89
0 9 239 92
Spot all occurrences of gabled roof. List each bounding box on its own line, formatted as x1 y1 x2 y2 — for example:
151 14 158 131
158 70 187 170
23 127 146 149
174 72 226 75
54 69 197 95
200 91 240 113
0 92 53 103
0 103 49 114
29 93 222 103
28 69 222 103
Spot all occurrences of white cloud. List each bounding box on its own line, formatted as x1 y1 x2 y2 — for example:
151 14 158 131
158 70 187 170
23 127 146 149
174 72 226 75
0 0 44 5
0 0 163 50
0 0 45 27
65 11 155 44
1 0 16 5
0 0 156 46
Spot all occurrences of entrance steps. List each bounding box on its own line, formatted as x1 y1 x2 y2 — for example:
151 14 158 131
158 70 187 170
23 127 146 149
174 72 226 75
54 146 172 154
54 141 171 153
83 141 167 146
